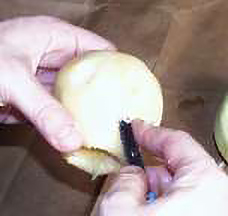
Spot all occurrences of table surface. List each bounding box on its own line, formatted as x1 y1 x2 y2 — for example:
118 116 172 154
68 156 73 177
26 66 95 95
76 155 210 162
0 0 227 215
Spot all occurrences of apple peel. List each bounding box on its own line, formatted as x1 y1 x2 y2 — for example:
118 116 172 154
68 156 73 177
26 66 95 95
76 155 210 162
215 94 228 163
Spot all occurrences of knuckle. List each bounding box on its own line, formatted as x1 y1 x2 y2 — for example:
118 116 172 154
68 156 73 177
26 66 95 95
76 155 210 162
119 174 145 191
102 192 135 209
167 130 192 144
29 16 68 28
32 16 61 24
175 130 191 138
33 103 76 147
33 103 61 133
0 59 27 103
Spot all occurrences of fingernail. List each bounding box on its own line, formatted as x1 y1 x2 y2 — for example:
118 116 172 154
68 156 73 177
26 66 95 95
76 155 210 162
146 167 159 194
132 119 145 142
146 166 172 194
160 168 173 191
133 119 153 141
133 119 145 124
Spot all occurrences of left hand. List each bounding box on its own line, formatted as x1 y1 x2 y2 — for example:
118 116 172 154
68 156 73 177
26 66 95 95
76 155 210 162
0 16 116 152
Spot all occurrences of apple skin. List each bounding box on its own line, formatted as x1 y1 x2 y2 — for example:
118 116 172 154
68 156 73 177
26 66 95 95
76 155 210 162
215 94 228 163
55 51 163 178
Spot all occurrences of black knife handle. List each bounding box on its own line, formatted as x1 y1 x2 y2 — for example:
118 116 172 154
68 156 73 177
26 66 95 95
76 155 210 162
119 120 144 169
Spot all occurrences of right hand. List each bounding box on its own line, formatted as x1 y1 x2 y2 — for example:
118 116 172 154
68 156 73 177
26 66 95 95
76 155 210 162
99 120 228 216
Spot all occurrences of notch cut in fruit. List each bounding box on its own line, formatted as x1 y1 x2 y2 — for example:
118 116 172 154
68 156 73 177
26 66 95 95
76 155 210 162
55 51 163 178
65 147 125 179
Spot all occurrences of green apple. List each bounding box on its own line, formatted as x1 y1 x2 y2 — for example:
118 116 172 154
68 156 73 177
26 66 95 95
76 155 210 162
215 94 228 163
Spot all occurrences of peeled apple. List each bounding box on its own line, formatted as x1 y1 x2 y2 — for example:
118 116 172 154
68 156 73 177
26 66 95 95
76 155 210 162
55 51 163 178
215 94 228 163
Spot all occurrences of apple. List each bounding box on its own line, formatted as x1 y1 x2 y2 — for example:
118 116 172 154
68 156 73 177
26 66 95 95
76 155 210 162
55 51 163 178
215 94 228 163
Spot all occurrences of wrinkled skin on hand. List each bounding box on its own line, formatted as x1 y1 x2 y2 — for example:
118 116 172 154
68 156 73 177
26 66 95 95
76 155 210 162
0 16 115 152
99 120 228 216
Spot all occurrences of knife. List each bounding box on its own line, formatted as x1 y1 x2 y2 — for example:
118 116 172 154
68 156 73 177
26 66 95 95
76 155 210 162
119 120 157 203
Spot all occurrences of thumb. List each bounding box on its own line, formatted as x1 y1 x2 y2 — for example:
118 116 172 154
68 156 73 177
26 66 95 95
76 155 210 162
101 166 146 216
10 76 82 152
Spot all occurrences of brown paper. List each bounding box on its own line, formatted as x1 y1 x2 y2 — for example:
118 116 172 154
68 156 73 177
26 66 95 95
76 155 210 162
0 0 227 215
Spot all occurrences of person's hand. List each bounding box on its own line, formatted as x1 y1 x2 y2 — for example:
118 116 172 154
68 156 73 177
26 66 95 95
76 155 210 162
99 120 228 216
0 16 115 152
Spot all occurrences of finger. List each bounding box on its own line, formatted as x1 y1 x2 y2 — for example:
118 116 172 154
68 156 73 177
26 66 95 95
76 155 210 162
10 75 82 152
132 120 217 174
101 166 146 216
109 166 147 202
36 67 57 94
73 27 117 54
146 166 172 195
37 17 116 68
0 16 116 70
